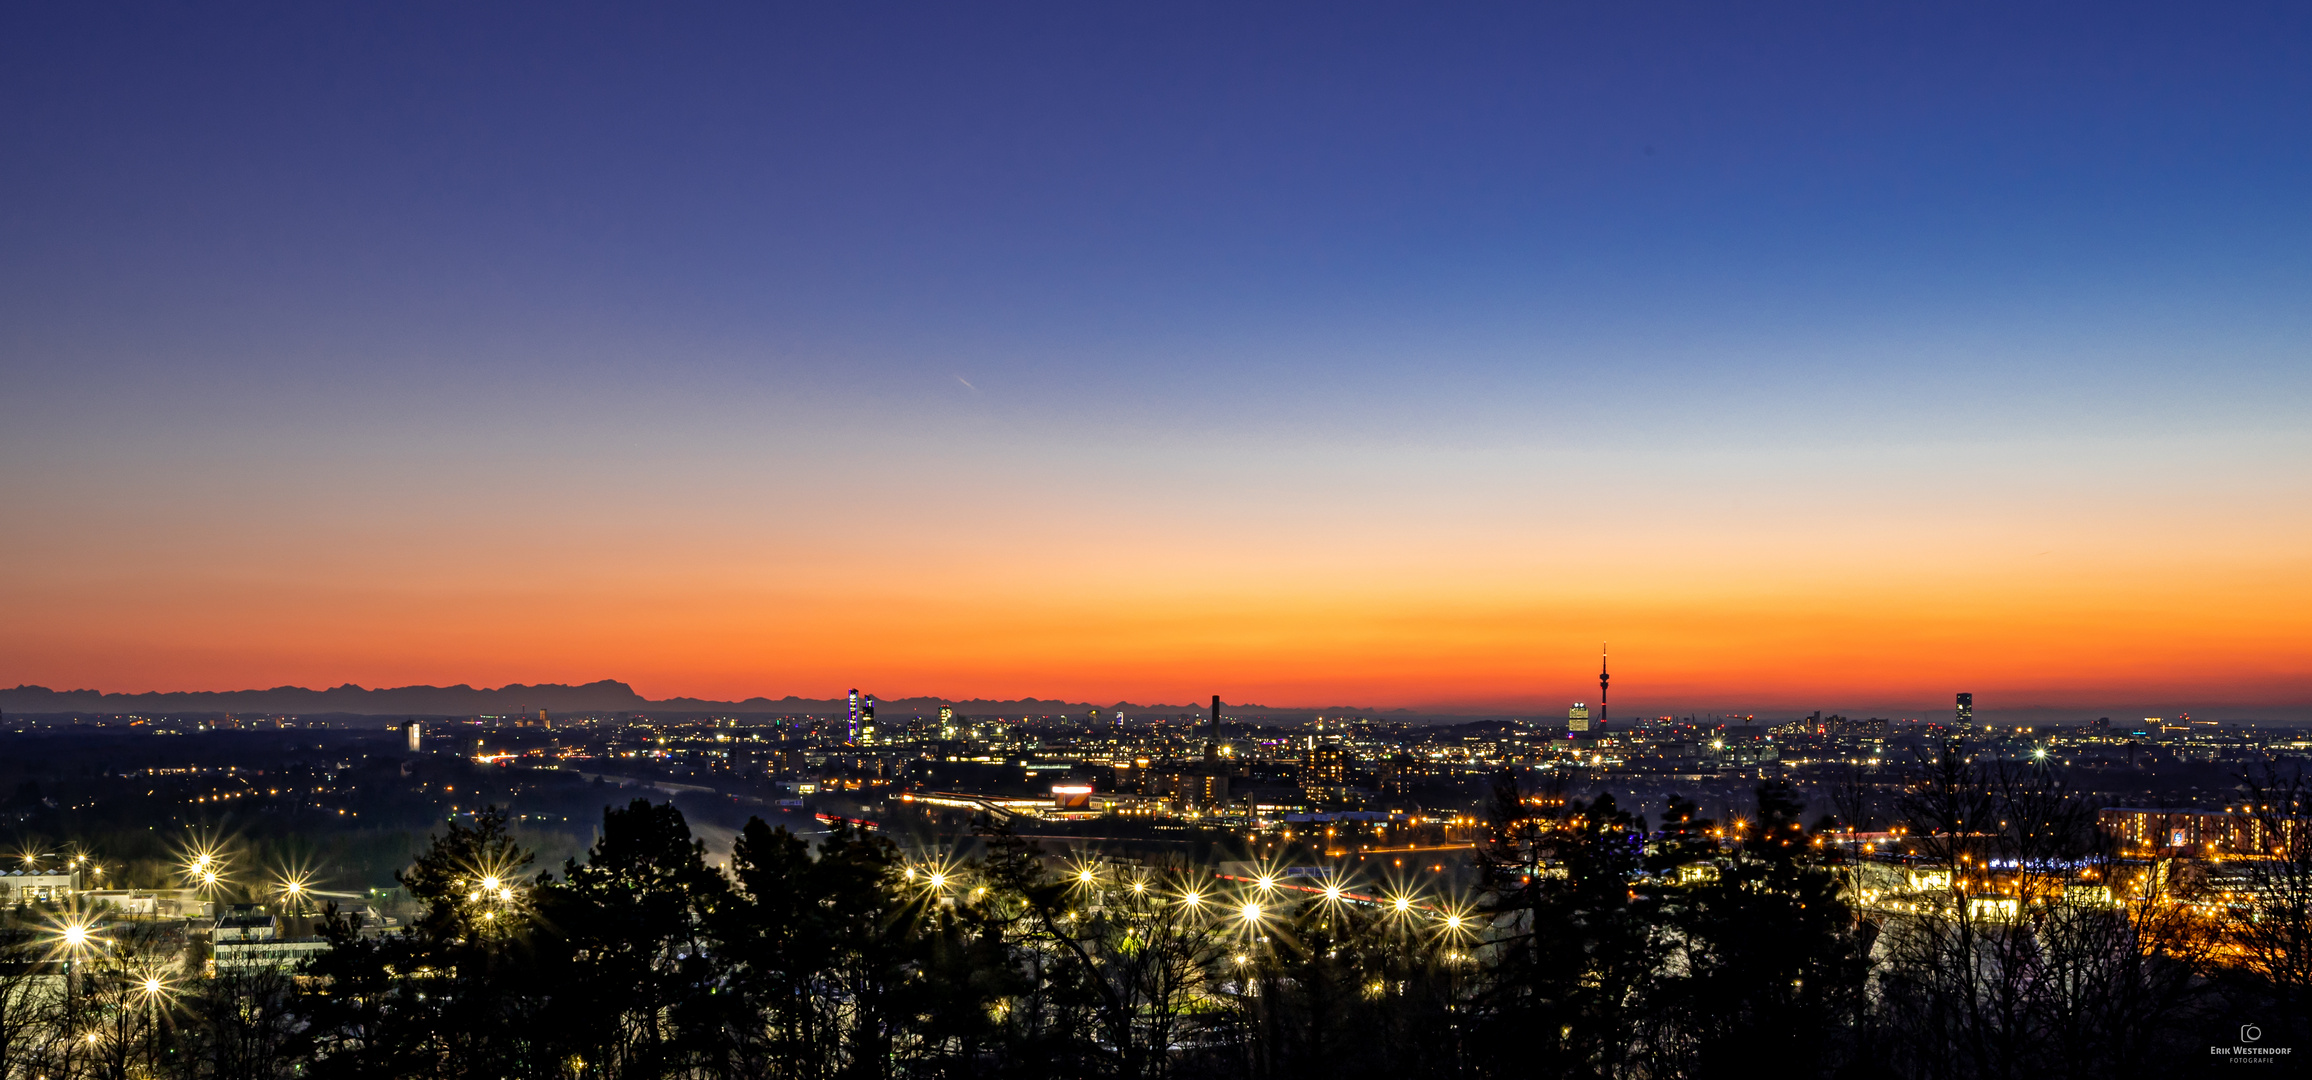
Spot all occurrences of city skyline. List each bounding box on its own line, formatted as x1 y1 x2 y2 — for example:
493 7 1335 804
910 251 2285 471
0 676 2295 726
5 4 2309 709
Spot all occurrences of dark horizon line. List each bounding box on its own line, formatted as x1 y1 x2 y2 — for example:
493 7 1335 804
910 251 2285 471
4 679 2307 723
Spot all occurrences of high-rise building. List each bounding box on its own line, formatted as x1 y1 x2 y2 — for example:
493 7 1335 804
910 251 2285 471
1301 741 1353 802
860 695 877 743
1153 694 1233 810
405 721 424 752
1956 692 1974 732
538 708 550 730
847 689 862 744
938 705 957 740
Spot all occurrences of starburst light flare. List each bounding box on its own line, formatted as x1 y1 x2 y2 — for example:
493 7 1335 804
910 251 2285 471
274 869 314 908
180 842 231 890
50 914 103 958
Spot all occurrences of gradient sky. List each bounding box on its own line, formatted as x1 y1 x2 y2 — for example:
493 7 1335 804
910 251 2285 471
4 3 2309 713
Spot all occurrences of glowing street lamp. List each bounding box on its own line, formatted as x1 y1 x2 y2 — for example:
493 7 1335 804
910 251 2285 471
183 845 229 892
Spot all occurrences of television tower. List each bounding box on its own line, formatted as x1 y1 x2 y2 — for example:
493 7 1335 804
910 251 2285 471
1598 644 1610 727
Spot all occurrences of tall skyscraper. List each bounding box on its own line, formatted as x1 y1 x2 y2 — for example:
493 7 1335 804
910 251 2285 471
1955 692 1974 732
1598 644 1611 727
405 720 423 752
847 689 862 743
861 695 877 742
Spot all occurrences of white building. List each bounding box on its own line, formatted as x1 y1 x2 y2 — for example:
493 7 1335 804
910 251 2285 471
0 866 78 904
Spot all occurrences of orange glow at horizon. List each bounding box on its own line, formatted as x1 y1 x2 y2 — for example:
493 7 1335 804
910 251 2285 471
7 419 2308 712
7 523 2305 710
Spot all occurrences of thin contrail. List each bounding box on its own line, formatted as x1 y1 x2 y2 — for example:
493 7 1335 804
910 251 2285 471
955 375 978 391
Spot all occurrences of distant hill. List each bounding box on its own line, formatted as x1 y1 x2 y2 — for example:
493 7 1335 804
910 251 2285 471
0 681 1368 719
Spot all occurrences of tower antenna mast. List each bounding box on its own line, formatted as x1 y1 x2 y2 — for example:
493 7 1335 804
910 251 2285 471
1599 643 1610 728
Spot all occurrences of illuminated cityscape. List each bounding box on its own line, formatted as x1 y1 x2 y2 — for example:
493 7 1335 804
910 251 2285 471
1 685 2307 1075
5 4 2311 1078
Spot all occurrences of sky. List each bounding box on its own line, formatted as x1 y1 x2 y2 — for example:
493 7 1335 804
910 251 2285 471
3 2 2309 714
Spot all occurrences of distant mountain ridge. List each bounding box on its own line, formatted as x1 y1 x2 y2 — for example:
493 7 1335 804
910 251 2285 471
0 681 1352 718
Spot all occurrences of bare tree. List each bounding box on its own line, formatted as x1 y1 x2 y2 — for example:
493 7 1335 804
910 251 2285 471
2229 763 2312 1043
1873 740 2215 1080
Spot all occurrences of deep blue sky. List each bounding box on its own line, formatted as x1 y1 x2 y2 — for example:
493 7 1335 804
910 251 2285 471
9 4 2309 431
4 3 2309 707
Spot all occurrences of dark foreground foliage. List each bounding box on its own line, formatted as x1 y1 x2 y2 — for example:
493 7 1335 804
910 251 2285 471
4 751 2307 1080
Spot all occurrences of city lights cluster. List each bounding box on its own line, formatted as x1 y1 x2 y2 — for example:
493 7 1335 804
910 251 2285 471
899 856 1480 946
